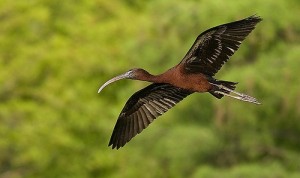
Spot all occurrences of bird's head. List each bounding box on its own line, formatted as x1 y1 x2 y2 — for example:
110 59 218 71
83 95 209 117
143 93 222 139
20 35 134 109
98 68 149 93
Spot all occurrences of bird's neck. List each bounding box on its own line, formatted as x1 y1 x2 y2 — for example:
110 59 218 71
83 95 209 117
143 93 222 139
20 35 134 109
136 73 154 82
137 71 172 84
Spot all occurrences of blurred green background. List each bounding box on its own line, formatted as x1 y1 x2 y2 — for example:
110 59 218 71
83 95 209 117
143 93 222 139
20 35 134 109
1 0 300 177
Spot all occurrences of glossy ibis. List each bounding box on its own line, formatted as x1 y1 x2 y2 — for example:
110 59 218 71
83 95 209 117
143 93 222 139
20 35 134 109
99 15 262 149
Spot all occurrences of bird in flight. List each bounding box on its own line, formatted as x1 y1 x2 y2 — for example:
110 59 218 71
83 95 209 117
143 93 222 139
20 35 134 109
99 15 262 149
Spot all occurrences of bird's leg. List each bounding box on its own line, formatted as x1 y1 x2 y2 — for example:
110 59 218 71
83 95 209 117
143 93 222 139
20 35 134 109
214 91 261 104
212 84 261 105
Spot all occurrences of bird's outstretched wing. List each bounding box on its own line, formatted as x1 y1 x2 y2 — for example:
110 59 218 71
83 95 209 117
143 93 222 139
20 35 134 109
180 15 262 76
109 83 192 149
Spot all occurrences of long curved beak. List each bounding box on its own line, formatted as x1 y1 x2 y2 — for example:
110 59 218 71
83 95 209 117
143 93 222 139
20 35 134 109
98 72 131 93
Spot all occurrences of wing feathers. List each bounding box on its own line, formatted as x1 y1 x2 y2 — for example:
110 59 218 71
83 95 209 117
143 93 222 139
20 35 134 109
181 15 262 75
108 83 192 149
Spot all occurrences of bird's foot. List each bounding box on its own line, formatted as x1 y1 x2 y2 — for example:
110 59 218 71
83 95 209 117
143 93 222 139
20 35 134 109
213 84 261 105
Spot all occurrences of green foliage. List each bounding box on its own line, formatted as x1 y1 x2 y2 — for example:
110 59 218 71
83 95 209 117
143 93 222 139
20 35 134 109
0 0 299 177
193 162 300 178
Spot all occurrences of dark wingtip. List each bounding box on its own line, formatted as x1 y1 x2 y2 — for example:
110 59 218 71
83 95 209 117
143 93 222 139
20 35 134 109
108 135 118 149
108 136 126 150
246 14 263 22
108 142 120 150
108 140 120 150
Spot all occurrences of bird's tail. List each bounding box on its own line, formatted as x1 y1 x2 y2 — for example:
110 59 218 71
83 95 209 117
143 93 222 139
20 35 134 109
209 80 260 104
209 80 238 99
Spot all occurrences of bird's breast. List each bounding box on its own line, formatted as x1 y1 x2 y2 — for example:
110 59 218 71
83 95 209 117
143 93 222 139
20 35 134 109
160 70 212 92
